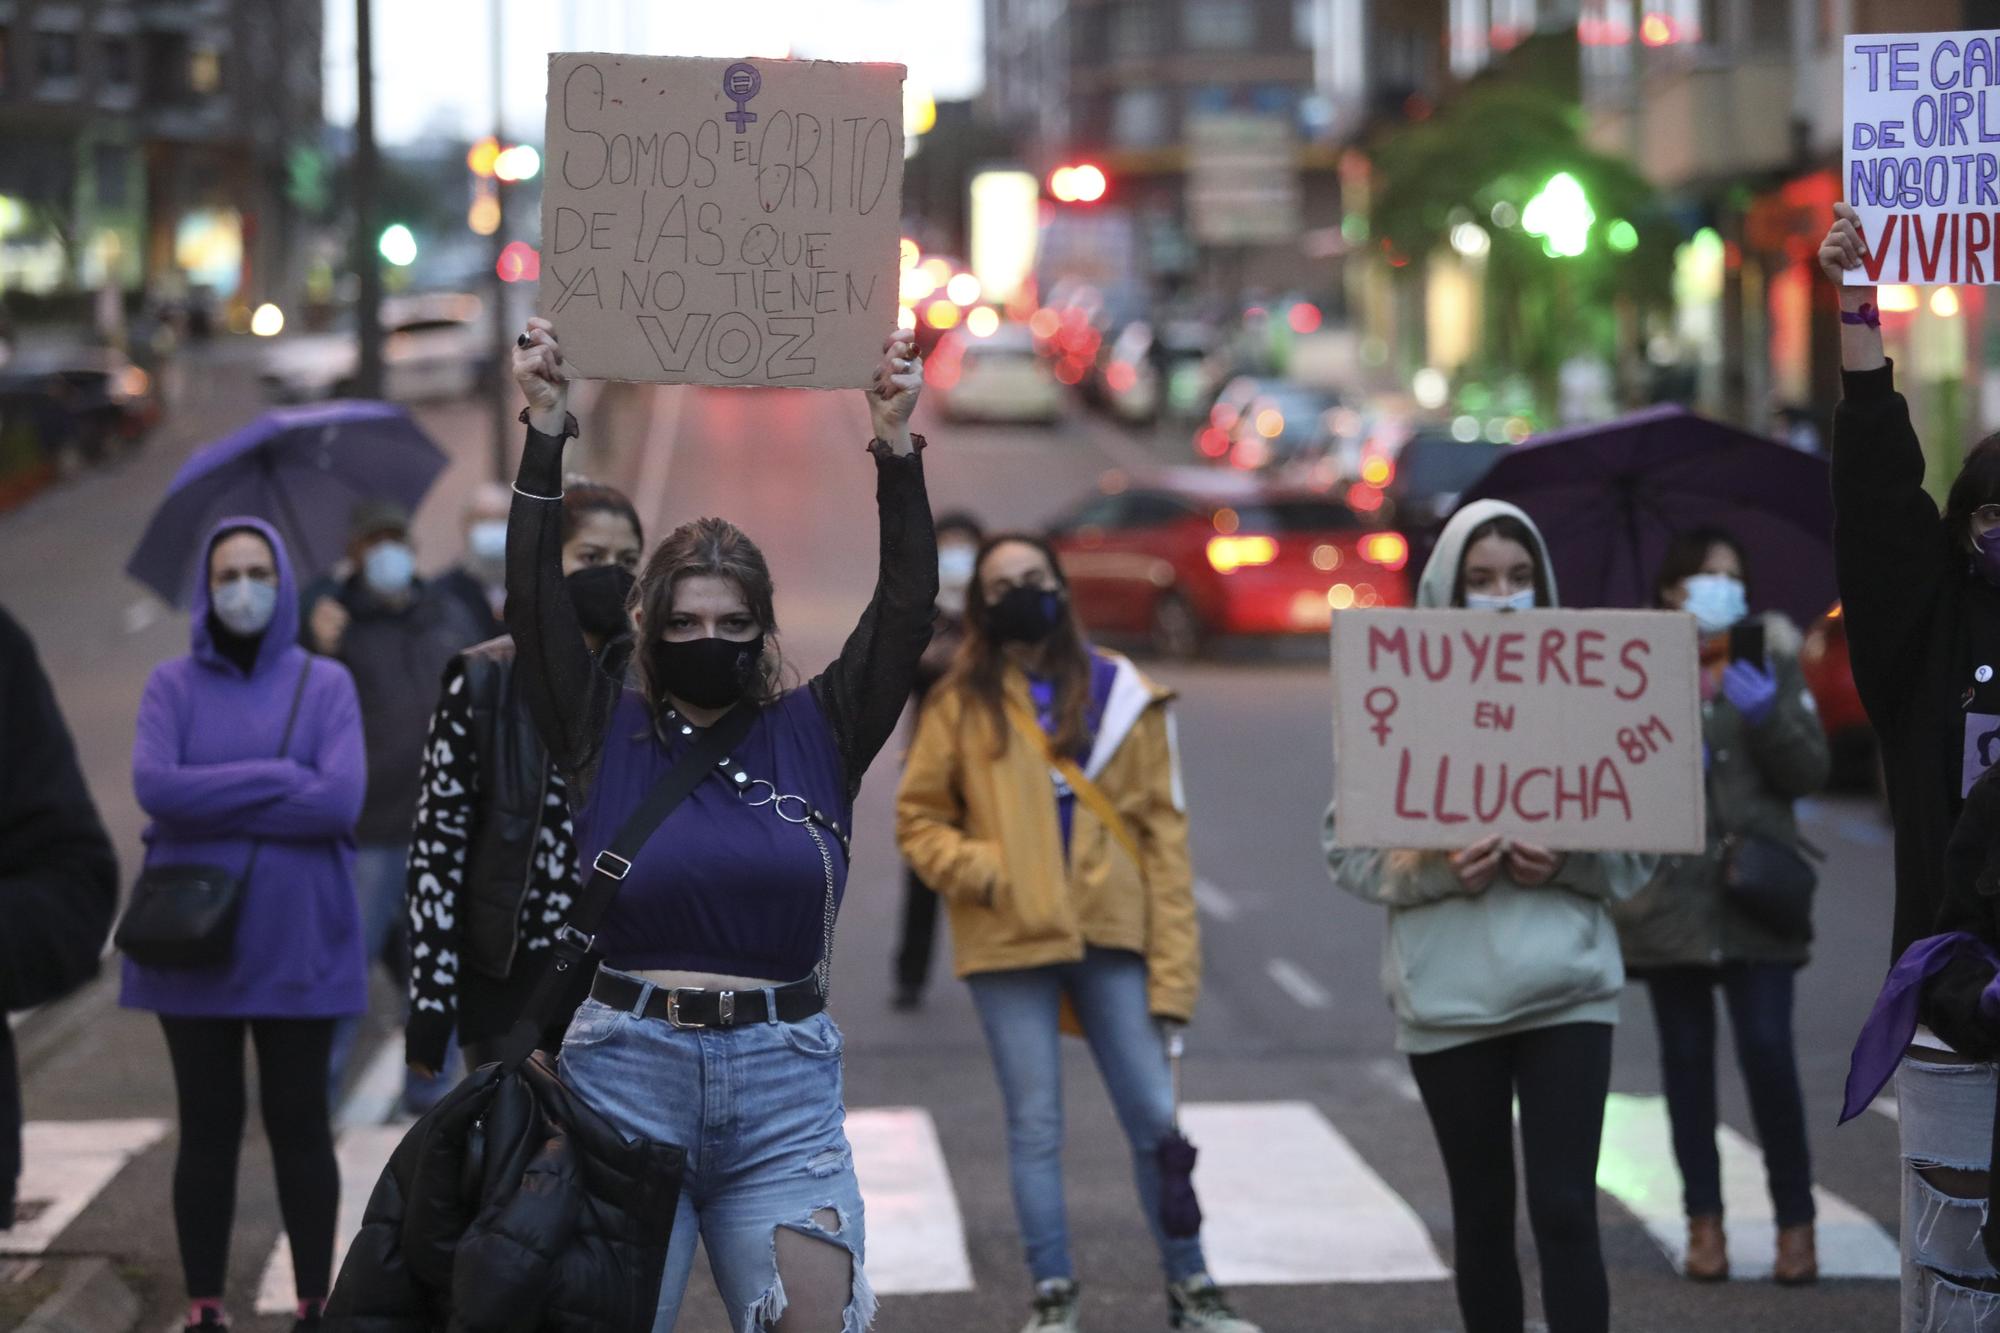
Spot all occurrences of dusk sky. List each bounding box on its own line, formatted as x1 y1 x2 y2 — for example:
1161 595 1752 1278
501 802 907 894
322 0 984 146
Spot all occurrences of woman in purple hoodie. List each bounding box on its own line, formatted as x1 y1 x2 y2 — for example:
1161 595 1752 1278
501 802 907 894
121 516 368 1333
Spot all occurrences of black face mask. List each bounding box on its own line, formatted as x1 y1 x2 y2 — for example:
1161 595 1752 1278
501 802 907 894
985 585 1066 644
566 565 636 639
650 634 766 710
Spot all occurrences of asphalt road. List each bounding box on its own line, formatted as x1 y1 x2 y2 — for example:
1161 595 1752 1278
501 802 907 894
2 342 1907 1332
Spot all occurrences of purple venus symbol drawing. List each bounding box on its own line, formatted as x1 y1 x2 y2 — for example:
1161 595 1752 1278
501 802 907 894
723 62 762 133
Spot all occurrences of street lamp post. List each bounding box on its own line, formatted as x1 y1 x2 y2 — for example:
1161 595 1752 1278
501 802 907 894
353 0 384 398
488 0 512 483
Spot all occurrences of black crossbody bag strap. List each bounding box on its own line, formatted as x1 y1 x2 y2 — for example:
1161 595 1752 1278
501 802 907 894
235 659 314 886
491 702 760 1069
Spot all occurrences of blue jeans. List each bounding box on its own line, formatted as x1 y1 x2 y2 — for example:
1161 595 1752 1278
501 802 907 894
326 844 456 1112
967 946 1207 1285
1645 962 1815 1227
558 980 874 1333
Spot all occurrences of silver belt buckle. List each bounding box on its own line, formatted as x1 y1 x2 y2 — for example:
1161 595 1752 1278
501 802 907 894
666 987 708 1029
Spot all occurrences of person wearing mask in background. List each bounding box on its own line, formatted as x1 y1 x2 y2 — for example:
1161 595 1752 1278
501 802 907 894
897 535 1261 1333
404 479 644 1079
433 482 511 642
891 509 985 1011
0 606 118 1233
1612 527 1829 1285
509 318 933 1332
1822 201 2000 1325
306 499 488 1113
1323 500 1652 1333
122 519 367 1333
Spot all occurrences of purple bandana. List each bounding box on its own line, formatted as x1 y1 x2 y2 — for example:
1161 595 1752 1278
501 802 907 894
1840 931 2000 1123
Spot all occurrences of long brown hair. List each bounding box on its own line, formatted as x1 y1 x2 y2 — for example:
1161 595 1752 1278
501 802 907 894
632 516 788 718
952 533 1093 758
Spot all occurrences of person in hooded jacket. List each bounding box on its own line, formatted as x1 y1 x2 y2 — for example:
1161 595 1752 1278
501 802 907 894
404 479 644 1078
896 533 1261 1333
1323 500 1653 1333
1611 526 1829 1285
122 517 368 1333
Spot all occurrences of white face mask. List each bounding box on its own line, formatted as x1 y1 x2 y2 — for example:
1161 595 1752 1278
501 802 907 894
1465 588 1536 613
212 577 278 636
937 545 977 615
468 520 508 564
1681 572 1747 635
363 540 416 596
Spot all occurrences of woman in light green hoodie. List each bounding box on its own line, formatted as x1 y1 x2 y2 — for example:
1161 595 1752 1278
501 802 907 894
1323 499 1652 1333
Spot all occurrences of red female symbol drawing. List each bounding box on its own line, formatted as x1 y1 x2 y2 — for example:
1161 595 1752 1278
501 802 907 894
1364 686 1399 747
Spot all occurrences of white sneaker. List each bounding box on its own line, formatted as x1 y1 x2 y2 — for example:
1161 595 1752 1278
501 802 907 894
1167 1274 1261 1332
1021 1277 1082 1333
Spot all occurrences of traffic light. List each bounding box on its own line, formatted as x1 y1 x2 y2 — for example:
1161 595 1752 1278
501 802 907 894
1048 163 1107 204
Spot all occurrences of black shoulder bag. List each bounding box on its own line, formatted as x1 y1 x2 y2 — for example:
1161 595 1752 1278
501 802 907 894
327 703 758 1333
115 659 312 969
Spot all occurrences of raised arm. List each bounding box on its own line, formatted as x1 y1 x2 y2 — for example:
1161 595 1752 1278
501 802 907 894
1821 204 1954 716
811 332 939 795
504 318 618 790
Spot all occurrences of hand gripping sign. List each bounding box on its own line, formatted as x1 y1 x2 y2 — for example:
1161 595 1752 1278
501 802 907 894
1844 31 2000 286
541 53 906 387
1331 610 1705 853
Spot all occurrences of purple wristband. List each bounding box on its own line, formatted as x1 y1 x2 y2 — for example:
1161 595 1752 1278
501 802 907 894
1841 303 1881 329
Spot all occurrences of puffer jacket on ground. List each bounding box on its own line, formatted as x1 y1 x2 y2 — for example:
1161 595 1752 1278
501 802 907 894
325 1053 683 1332
1612 613 1831 972
895 649 1200 1021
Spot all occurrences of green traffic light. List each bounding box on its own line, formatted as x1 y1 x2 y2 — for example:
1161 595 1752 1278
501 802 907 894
378 223 417 267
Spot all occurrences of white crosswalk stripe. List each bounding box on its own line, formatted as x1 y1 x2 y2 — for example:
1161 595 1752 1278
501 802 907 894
254 1126 406 1315
1594 1093 1900 1280
1 1119 170 1256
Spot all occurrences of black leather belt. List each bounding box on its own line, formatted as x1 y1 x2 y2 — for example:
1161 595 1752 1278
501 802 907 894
591 968 825 1030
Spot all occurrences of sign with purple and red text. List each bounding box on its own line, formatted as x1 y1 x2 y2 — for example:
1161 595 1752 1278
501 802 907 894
1845 31 2000 285
1331 610 1704 853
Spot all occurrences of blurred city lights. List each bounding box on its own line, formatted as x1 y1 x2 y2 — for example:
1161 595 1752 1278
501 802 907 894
1288 302 1323 333
1206 535 1278 573
377 223 418 267
925 302 960 330
1197 427 1230 458
468 192 501 236
1877 284 1920 313
1029 308 1061 339
1451 414 1482 441
1608 219 1640 252
966 306 1001 338
1522 172 1594 258
1348 484 1384 513
899 237 920 270
1412 367 1449 409
1932 286 1962 318
496 241 540 283
1489 200 1519 229
1327 584 1357 611
946 272 982 306
1449 222 1491 258
494 144 542 182
467 137 501 178
250 303 285 337
1254 408 1285 439
1639 13 1682 46
1049 163 1107 204
1361 533 1410 570
897 306 917 330
1360 454 1393 487
919 257 952 287
970 170 1041 305
900 267 937 302
1313 544 1342 571
905 88 938 138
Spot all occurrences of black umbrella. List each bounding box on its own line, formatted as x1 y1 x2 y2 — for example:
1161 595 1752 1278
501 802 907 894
1156 1028 1203 1239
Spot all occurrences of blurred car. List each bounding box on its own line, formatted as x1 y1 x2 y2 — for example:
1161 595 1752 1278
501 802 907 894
1385 430 1508 526
1196 379 1339 473
1101 320 1219 425
1046 468 1412 657
927 325 1063 424
259 294 491 403
1800 603 1879 791
0 346 162 462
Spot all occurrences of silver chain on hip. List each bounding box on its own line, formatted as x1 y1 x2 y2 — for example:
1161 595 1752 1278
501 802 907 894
804 819 838 1000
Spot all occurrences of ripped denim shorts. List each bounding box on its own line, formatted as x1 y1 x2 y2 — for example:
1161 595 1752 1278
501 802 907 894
1898 1051 2000 1331
558 986 874 1333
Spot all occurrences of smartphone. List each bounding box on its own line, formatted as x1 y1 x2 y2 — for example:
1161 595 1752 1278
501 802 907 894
1729 622 1766 666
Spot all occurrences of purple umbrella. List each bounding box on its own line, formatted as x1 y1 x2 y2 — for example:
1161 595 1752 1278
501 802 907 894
1458 405 1836 626
126 400 448 605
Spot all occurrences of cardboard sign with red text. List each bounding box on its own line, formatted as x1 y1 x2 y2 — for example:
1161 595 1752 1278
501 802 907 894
541 53 905 387
1331 610 1705 853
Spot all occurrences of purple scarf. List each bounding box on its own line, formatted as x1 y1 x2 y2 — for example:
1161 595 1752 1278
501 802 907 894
1840 931 2000 1123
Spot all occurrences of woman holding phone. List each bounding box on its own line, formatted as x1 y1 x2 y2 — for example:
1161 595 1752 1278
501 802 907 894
1612 526 1829 1284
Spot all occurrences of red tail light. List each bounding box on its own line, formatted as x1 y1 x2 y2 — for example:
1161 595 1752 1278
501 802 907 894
1207 535 1278 573
1361 532 1409 570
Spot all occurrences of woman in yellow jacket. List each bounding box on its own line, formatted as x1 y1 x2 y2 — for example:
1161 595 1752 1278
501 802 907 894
897 534 1258 1333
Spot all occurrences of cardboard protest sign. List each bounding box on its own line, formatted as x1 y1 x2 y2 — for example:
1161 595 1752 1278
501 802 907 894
541 54 904 387
1844 32 2000 285
1330 610 1704 853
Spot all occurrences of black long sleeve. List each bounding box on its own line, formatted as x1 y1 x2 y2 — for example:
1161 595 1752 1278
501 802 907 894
0 608 117 1014
809 440 938 798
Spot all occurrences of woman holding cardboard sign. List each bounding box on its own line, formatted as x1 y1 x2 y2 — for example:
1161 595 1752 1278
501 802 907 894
1323 499 1653 1333
506 316 934 1332
896 534 1262 1333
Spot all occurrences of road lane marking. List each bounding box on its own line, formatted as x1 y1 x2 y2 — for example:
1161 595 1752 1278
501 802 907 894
1594 1092 1898 1279
1369 1058 1423 1104
2 1119 169 1255
1871 1095 1899 1122
335 1030 412 1133
1193 877 1241 922
255 1125 406 1313
1265 958 1331 1010
1181 1101 1451 1284
847 1107 974 1294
